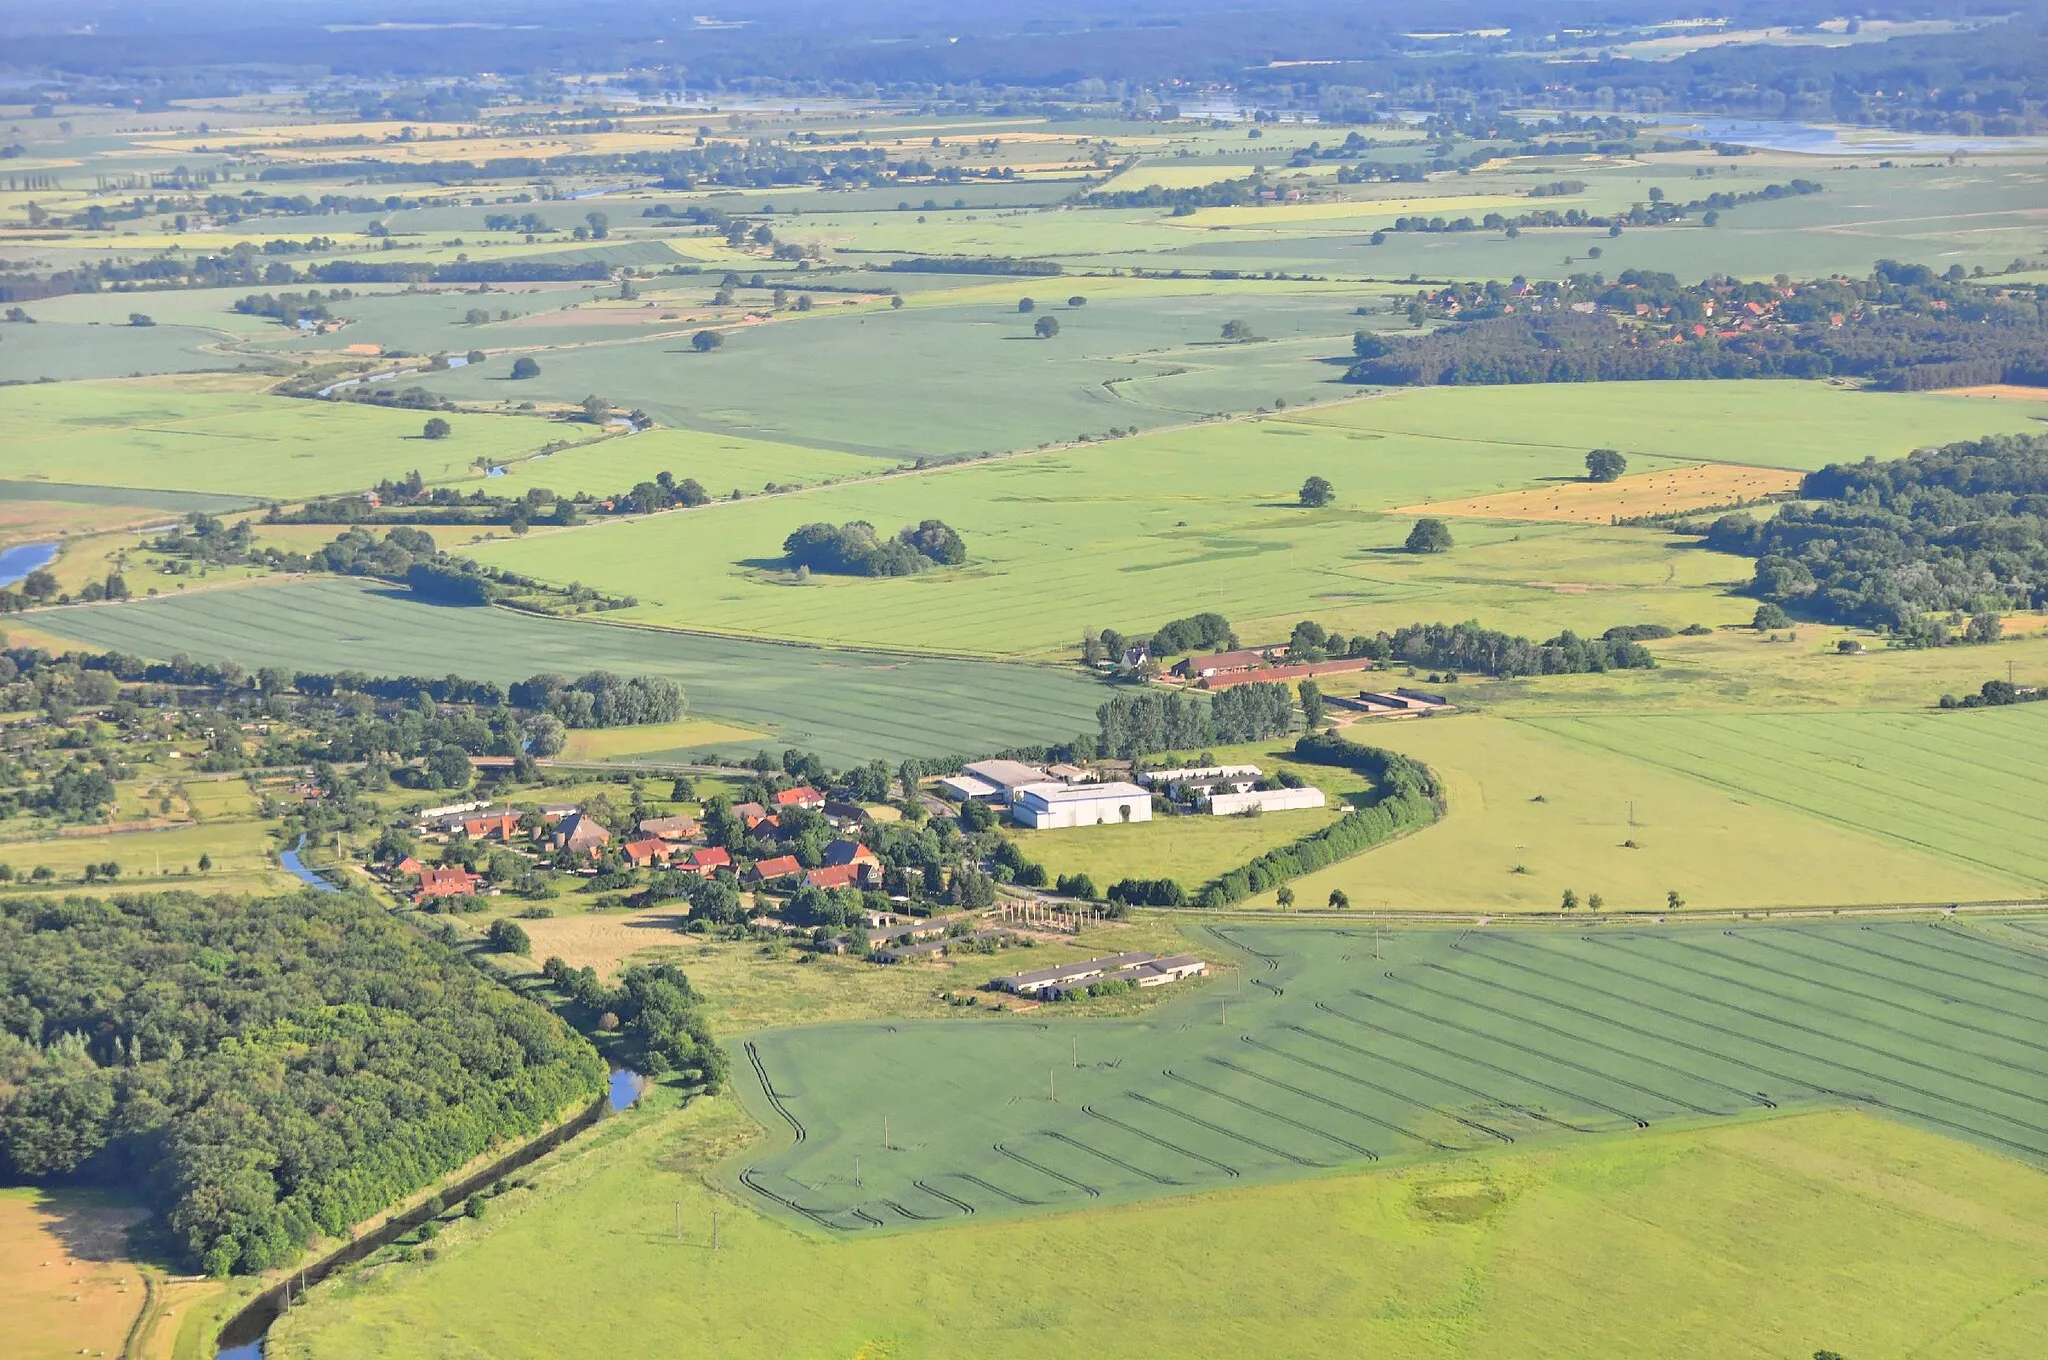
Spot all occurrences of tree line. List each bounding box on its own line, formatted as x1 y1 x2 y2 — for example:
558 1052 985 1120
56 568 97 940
1092 683 1296 759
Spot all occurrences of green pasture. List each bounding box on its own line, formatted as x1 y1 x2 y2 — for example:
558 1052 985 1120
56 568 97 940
27 578 1112 763
0 817 285 885
484 428 888 501
445 379 2037 656
0 320 255 384
0 380 580 500
1117 157 2048 282
1286 380 2048 472
1525 704 2048 888
270 1093 2048 1360
397 282 1376 456
456 417 1742 657
1285 712 2027 913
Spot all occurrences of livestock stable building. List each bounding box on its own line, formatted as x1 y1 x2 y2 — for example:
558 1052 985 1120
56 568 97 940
1010 780 1152 829
992 952 1206 997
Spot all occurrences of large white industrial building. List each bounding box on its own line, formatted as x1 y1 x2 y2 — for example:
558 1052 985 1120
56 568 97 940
1009 780 1154 829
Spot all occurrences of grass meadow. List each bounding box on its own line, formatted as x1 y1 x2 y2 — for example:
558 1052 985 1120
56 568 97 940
29 578 1111 764
1525 703 2048 888
268 922 2048 1360
1284 713 2027 912
0 377 580 500
455 377 2037 656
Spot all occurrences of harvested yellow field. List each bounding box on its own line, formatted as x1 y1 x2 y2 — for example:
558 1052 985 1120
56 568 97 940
1402 462 1804 523
0 1187 149 1360
1934 383 2048 402
560 718 766 760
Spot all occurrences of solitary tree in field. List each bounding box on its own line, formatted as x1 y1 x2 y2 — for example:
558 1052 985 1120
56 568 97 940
1560 888 1579 910
580 394 610 423
1068 295 1087 307
692 330 722 352
509 356 540 379
1585 448 1627 483
465 349 486 365
1328 888 1349 909
1221 318 1255 341
1017 297 1036 313
1033 315 1060 339
1299 475 1335 508
1276 885 1295 909
585 211 609 240
1667 890 1685 910
1406 517 1454 554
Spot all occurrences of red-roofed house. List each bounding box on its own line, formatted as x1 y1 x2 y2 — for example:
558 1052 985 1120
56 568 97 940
621 838 677 868
745 854 802 886
394 856 423 876
681 846 732 877
773 785 826 810
822 839 880 871
462 813 522 842
415 866 480 903
549 812 612 859
743 812 781 835
805 863 868 891
638 815 698 841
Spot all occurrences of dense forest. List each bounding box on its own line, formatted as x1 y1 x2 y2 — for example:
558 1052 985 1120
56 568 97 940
1093 683 1298 758
1348 267 2048 391
1705 432 2048 628
0 889 605 1274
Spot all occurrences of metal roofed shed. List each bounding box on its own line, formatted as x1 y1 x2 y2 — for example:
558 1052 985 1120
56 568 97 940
962 759 1054 797
1207 786 1327 816
1009 780 1152 829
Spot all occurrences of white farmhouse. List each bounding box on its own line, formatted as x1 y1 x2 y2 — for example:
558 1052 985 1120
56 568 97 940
1009 780 1153 830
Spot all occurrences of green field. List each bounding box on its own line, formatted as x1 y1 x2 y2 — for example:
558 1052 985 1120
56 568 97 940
0 378 587 500
268 923 2048 1360
482 427 889 501
1525 704 2048 889
726 920 2048 1232
28 578 1111 763
453 379 2036 656
1280 710 2029 912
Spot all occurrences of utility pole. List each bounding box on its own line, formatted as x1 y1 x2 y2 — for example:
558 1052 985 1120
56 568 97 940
883 1115 890 1150
675 1200 682 1241
1049 1067 1058 1102
711 1209 719 1251
1072 1035 1079 1068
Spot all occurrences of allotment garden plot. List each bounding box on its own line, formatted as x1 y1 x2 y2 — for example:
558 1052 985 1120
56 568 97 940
730 919 2048 1233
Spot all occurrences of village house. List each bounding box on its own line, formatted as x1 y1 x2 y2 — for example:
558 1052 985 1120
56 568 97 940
744 854 802 886
549 811 612 859
621 838 678 869
821 839 880 871
462 812 523 842
638 815 698 841
414 865 481 904
773 785 826 811
805 862 871 891
680 846 731 877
